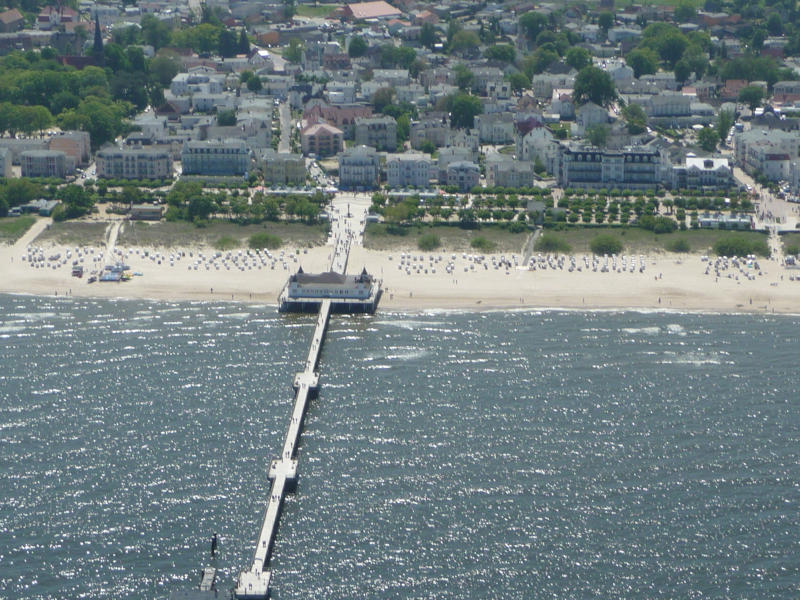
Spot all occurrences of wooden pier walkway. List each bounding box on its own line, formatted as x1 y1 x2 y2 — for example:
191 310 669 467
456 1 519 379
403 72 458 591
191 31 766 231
235 240 345 599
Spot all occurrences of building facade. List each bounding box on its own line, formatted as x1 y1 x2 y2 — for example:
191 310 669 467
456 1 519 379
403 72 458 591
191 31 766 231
339 145 380 190
445 161 480 192
97 146 172 180
386 152 432 188
354 116 397 151
20 150 68 178
181 139 250 176
301 123 344 157
260 149 307 185
557 143 667 189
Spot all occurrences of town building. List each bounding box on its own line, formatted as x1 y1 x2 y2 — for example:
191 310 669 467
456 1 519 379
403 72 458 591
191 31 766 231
259 150 307 186
386 152 432 188
20 150 69 178
671 156 734 190
96 146 172 180
486 157 535 189
354 115 397 151
445 161 480 192
410 117 450 149
339 145 380 190
301 123 344 157
181 139 250 177
557 143 667 190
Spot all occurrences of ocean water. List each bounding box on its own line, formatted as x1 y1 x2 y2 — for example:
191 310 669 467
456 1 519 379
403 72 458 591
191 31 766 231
1 295 798 599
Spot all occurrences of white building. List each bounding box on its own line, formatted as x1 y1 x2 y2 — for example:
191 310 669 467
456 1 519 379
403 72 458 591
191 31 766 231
672 156 734 190
181 139 250 177
486 157 535 189
445 161 480 192
386 152 432 188
96 146 172 180
0 147 11 178
339 145 380 190
354 115 397 151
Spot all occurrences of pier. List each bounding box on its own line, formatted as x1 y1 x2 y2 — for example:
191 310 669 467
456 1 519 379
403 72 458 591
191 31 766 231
235 227 358 599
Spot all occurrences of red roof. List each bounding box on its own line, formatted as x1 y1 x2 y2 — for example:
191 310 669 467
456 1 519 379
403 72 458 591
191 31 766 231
344 1 401 20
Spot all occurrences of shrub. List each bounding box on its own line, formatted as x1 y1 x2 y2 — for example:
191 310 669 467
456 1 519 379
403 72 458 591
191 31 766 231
666 238 690 253
713 235 770 258
507 220 527 233
786 244 800 256
471 236 497 252
418 232 441 250
249 232 282 249
215 235 239 250
535 232 572 254
590 233 623 255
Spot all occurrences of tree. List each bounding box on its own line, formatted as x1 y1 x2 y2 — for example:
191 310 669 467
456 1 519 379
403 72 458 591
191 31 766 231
484 44 516 63
626 48 659 78
622 102 647 134
697 127 719 152
449 30 480 55
565 47 591 71
218 29 238 57
348 35 367 58
506 72 531 93
674 0 696 23
739 85 764 111
716 109 735 142
448 93 483 128
246 74 262 92
519 12 548 42
372 87 395 112
586 123 609 147
420 22 437 50
657 31 689 68
149 54 181 87
55 184 94 220
217 109 236 126
573 66 616 107
674 59 691 84
284 38 304 64
238 29 250 54
454 64 474 91
766 12 783 36
141 14 172 51
598 12 614 34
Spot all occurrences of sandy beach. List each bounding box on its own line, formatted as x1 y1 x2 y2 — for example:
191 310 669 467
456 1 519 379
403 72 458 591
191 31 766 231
2 215 799 314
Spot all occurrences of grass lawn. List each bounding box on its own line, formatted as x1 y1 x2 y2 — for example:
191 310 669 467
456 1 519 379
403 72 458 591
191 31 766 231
781 232 800 255
0 216 36 244
364 223 531 253
36 221 110 247
117 220 329 249
295 3 341 18
537 226 770 255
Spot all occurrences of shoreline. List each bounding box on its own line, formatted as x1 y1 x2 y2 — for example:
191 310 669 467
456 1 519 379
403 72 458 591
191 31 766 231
2 220 799 315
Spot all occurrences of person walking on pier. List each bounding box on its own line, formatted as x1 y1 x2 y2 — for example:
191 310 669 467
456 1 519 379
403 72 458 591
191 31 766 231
211 533 218 557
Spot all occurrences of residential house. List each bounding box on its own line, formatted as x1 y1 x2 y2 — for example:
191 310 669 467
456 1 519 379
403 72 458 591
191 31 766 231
0 147 11 177
96 146 172 180
386 152 433 188
410 117 450 149
48 131 90 167
474 112 515 144
445 161 480 191
20 150 70 178
301 123 344 157
354 115 398 151
557 142 667 189
0 8 24 33
339 145 380 190
671 156 734 189
259 149 306 185
181 139 250 177
485 156 535 189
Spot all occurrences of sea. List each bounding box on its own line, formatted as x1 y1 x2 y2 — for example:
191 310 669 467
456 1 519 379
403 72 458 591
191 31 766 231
1 294 798 600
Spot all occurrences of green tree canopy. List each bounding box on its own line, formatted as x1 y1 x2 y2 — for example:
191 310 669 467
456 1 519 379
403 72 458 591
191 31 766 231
444 93 483 128
519 12 548 41
573 65 616 107
622 102 647 134
484 44 516 63
565 47 592 71
449 30 480 55
420 22 438 50
625 48 659 78
697 127 719 152
348 35 367 58
738 85 764 110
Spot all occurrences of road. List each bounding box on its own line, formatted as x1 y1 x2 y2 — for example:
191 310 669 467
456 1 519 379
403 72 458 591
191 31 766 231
327 192 371 248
